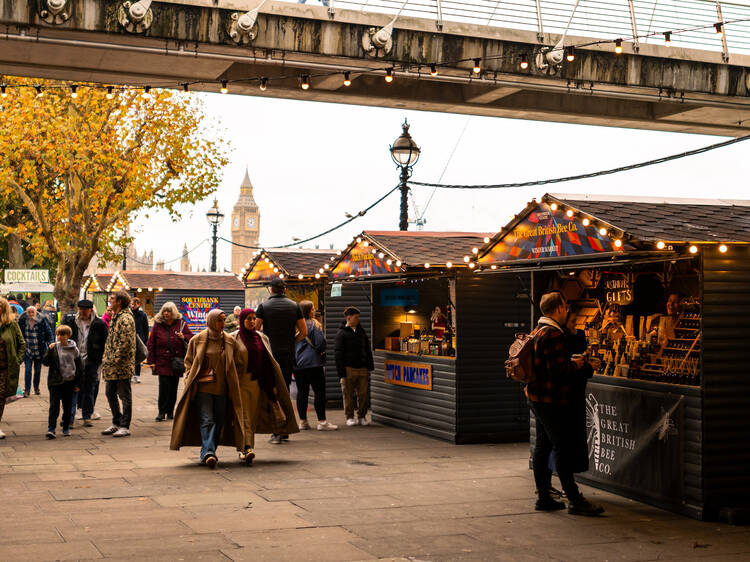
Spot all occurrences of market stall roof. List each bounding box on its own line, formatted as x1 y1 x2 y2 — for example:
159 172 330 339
82 273 113 293
476 193 750 268
331 230 493 279
551 193 750 244
103 271 244 292
242 249 339 284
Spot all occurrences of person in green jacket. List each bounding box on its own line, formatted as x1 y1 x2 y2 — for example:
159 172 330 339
0 297 26 439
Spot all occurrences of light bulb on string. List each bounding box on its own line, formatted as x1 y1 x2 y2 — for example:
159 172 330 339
142 85 151 98
582 218 590 226
468 262 476 269
430 64 438 77
472 58 481 74
483 237 490 243
664 31 672 46
301 75 310 90
599 227 608 236
566 209 574 218
220 80 228 94
424 263 430 269
614 39 623 54
520 54 529 70
70 84 78 99
566 47 575 62
656 241 666 250
446 262 453 268
689 245 698 254
182 82 189 93
550 203 558 211
0 84 6 98
385 68 394 83
106 86 114 99
472 247 479 255
614 239 623 248
719 244 728 253
343 72 351 87
35 85 43 97
715 22 724 35
260 78 268 91
396 260 402 267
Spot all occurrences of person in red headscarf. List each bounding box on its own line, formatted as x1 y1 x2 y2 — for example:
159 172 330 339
234 308 298 463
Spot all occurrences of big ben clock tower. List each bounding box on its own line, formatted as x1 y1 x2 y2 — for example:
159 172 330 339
231 168 261 275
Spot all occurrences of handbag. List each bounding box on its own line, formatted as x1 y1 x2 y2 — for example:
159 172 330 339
135 335 148 364
196 334 224 384
170 321 187 376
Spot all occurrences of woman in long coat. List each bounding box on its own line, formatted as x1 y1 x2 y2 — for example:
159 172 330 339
234 308 299 464
147 302 193 422
0 298 25 439
169 309 244 468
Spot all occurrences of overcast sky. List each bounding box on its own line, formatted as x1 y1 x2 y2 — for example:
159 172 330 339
130 92 750 273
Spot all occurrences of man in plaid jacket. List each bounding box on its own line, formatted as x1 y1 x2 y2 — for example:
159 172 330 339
527 291 604 516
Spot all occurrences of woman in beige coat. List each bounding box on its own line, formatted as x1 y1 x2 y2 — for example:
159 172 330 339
234 308 298 464
169 309 245 468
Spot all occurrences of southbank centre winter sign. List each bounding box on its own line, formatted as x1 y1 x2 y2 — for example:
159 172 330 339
179 296 219 333
384 360 432 390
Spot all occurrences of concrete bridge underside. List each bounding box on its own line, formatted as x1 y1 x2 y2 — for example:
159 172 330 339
3 0 750 136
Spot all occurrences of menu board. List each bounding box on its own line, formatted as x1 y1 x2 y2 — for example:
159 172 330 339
179 296 220 333
479 201 623 264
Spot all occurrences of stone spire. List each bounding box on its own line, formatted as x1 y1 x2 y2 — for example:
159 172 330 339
237 167 257 208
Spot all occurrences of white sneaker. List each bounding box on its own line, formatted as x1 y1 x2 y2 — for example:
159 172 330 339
91 411 101 420
299 420 310 430
317 421 338 431
345 418 357 427
0 429 5 439
112 427 131 437
133 376 141 384
77 411 84 420
101 425 119 435
358 416 371 426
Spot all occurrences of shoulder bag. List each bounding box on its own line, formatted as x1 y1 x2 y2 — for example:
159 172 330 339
170 321 187 376
196 334 224 384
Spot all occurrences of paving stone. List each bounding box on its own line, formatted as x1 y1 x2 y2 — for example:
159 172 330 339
153 491 266 507
221 542 372 562
0 540 102 561
226 526 360 547
92 532 235 557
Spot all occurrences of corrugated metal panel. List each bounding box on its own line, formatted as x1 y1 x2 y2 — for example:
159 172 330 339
702 246 750 517
154 289 245 324
455 272 531 444
323 282 372 403
372 350 457 442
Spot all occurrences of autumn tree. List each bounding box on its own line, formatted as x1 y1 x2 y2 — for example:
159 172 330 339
0 77 228 307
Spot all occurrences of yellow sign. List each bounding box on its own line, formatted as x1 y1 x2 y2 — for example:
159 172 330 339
384 359 432 390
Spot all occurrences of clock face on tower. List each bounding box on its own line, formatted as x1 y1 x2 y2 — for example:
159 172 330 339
246 217 257 228
233 216 239 228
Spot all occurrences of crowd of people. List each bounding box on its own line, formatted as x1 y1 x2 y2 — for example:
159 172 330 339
0 278 376 468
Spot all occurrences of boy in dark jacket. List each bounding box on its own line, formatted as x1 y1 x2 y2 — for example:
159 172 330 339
334 307 374 427
42 325 83 439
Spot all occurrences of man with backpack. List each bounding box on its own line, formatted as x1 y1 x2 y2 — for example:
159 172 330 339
526 291 604 516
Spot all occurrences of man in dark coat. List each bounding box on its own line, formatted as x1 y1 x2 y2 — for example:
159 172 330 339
62 300 108 427
131 298 149 384
18 306 54 396
334 306 374 427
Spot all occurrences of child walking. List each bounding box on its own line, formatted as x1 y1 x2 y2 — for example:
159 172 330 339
42 325 82 439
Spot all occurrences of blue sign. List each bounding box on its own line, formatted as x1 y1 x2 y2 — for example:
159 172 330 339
380 288 419 307
385 360 432 390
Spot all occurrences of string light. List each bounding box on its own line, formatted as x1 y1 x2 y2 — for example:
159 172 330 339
343 72 351 87
396 260 402 267
472 58 481 74
0 85 6 97
363 241 369 247
483 237 490 243
566 209 574 218
656 241 666 249
614 39 623 54
463 256 470 263
378 252 384 258
70 84 78 98
582 218 590 226
106 86 114 99
468 262 476 269
34 85 43 97
719 244 728 253
386 259 392 265
315 273 321 279
714 22 724 35
142 85 151 98
599 227 608 236
520 54 529 70
430 64 438 77
472 247 479 254
301 75 310 90
491 265 498 270
614 239 623 248
550 203 558 211
566 47 575 62
424 263 430 268
689 245 699 254
220 80 228 94
385 68 394 83
182 82 189 92
298 274 304 279
260 77 268 91
279 273 285 279
446 261 453 268
664 31 672 46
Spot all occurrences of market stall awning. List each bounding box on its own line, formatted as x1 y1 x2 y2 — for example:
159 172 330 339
242 249 339 284
82 273 114 293
331 231 493 280
102 271 244 292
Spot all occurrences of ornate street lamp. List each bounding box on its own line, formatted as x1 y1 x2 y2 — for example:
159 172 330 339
390 119 420 231
205 198 225 272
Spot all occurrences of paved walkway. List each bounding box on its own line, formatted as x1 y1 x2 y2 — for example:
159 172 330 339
1 370 748 561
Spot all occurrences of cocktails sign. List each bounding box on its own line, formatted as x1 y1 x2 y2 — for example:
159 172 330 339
332 241 402 279
479 202 623 264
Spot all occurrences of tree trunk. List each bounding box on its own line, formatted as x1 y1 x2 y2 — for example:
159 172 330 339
7 233 25 269
54 258 87 313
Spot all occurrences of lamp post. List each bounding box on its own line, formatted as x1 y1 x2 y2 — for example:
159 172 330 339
390 119 420 231
205 198 225 272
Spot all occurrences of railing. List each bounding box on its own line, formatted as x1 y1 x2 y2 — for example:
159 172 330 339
291 0 750 57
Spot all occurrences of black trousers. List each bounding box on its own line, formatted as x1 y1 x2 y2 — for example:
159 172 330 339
48 381 75 432
158 375 180 417
105 379 132 429
295 366 327 421
529 400 582 502
274 351 295 388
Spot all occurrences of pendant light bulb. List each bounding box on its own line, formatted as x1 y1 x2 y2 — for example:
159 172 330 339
0 84 6 98
343 72 351 87
220 80 228 94
472 58 481 74
614 39 623 54
715 22 724 35
182 82 189 93
35 84 43 97
520 54 529 70
70 84 78 98
582 218 590 226
566 47 575 62
143 85 151 98
599 227 608 236
689 245 699 254
719 244 728 253
430 64 438 77
260 78 268 91
106 86 114 99
385 68 394 83
656 241 666 250
301 75 310 90
664 31 672 46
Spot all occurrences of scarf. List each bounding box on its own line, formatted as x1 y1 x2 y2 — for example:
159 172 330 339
238 308 274 399
205 308 225 340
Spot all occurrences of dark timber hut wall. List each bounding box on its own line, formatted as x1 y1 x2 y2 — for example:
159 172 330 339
701 245 750 521
454 272 532 443
324 282 372 404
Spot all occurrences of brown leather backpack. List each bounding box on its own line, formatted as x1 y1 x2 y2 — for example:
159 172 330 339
505 330 538 383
